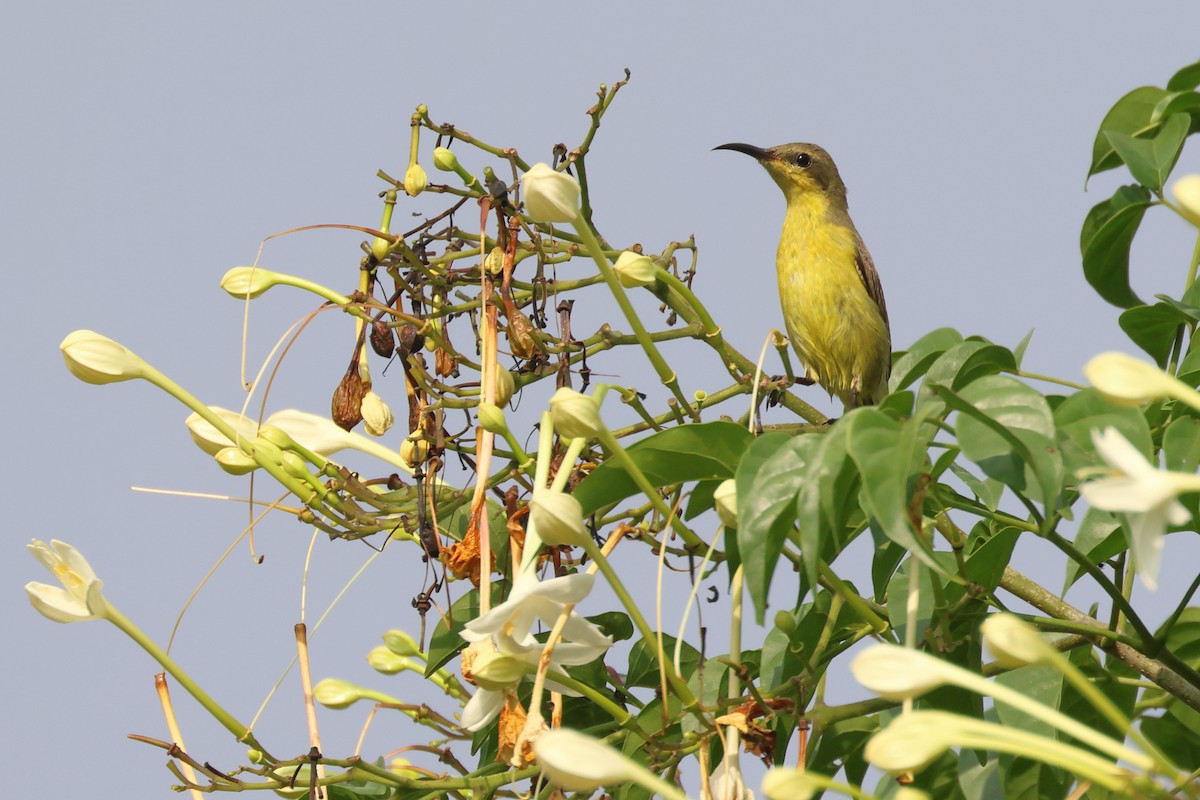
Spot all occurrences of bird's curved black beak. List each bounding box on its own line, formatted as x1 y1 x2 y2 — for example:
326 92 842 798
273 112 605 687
713 142 772 160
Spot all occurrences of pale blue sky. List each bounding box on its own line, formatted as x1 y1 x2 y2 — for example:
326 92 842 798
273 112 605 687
5 3 1200 797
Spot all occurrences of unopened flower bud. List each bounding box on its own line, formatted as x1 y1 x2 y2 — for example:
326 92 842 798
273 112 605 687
404 162 428 197
432 147 459 172
471 651 528 690
280 450 311 479
361 391 394 437
220 266 282 299
713 479 738 528
371 237 391 261
312 677 363 709
383 628 421 656
613 251 658 288
186 408 258 455
60 330 147 384
214 447 259 475
549 387 602 439
367 645 413 674
1173 174 1200 226
981 613 1055 668
529 490 588 547
401 432 430 468
493 364 515 407
477 402 508 434
521 163 581 224
485 246 505 275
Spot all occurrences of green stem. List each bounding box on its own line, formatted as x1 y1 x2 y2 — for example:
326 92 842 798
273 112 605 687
570 217 697 418
103 603 271 758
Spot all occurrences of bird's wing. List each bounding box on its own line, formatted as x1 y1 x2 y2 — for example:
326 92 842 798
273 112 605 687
853 230 889 328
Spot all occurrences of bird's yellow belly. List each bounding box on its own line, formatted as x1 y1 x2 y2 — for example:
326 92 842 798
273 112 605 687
775 220 889 405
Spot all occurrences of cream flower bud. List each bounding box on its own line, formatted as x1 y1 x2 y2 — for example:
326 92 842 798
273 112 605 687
713 479 738 528
186 408 259 455
1083 351 1194 407
613 251 658 288
980 613 1055 668
280 450 311 479
484 246 505 275
214 447 259 475
25 539 109 623
529 491 589 547
477 402 508 434
432 147 459 172
493 365 515 407
532 728 645 792
220 266 281 299
367 645 413 674
1173 174 1200 226
312 677 363 709
383 628 421 657
850 643 961 700
361 391 394 437
60 330 147 384
404 162 428 197
521 163 581 223
864 711 958 773
549 387 602 439
761 768 819 800
401 432 430 468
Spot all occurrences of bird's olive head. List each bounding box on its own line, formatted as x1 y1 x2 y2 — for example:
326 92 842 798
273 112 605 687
714 141 847 206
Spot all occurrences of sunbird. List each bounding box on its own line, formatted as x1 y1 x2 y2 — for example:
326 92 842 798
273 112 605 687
715 142 891 409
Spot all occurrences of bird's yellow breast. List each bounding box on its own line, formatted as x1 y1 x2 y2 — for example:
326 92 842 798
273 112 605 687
774 191 890 405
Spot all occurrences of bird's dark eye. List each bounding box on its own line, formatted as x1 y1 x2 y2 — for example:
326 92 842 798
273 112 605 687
795 153 812 168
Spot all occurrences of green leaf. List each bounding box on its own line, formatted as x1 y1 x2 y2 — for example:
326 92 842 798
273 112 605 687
1063 508 1124 591
1053 387 1154 476
1177 345 1200 387
1088 86 1171 178
940 377 1063 510
1167 60 1200 91
948 462 1004 512
1164 414 1200 472
995 665 1063 738
963 525 1020 593
957 753 1003 800
1080 184 1153 309
805 717 878 787
1103 112 1190 192
626 632 701 687
1012 329 1035 369
573 421 754 515
844 408 946 575
425 586 482 675
736 433 815 622
1119 300 1195 366
796 421 859 588
683 478 721 521
587 611 634 643
890 327 964 392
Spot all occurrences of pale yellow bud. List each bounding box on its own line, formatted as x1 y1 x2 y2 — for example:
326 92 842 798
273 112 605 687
529 490 589 547
383 628 421 656
312 677 363 709
214 447 259 475
548 387 602 439
401 432 430 468
520 163 581 223
220 266 281 299
60 330 147 384
485 246 505 275
493 364 515 407
1172 174 1200 226
432 147 459 172
612 251 658 288
477 402 508 434
404 162 428 197
713 479 738 528
361 391 394 437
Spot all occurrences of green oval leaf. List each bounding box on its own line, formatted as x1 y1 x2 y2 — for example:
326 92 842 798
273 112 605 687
1080 184 1152 309
1089 86 1170 178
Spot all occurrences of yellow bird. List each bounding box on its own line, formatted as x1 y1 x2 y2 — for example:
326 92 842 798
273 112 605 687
715 142 890 409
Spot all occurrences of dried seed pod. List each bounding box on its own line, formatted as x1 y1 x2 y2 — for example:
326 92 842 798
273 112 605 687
397 324 423 359
331 360 367 431
370 319 396 357
506 307 538 360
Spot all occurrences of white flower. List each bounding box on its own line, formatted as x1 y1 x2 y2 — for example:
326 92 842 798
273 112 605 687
532 728 644 792
521 163 581 223
1084 351 1200 409
709 753 755 800
360 391 394 437
548 386 603 439
185 407 259 455
25 539 109 623
613 251 658 288
1080 427 1199 590
458 573 612 731
1173 174 1200 226
528 491 589 547
60 330 147 384
264 409 413 473
219 266 281 299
